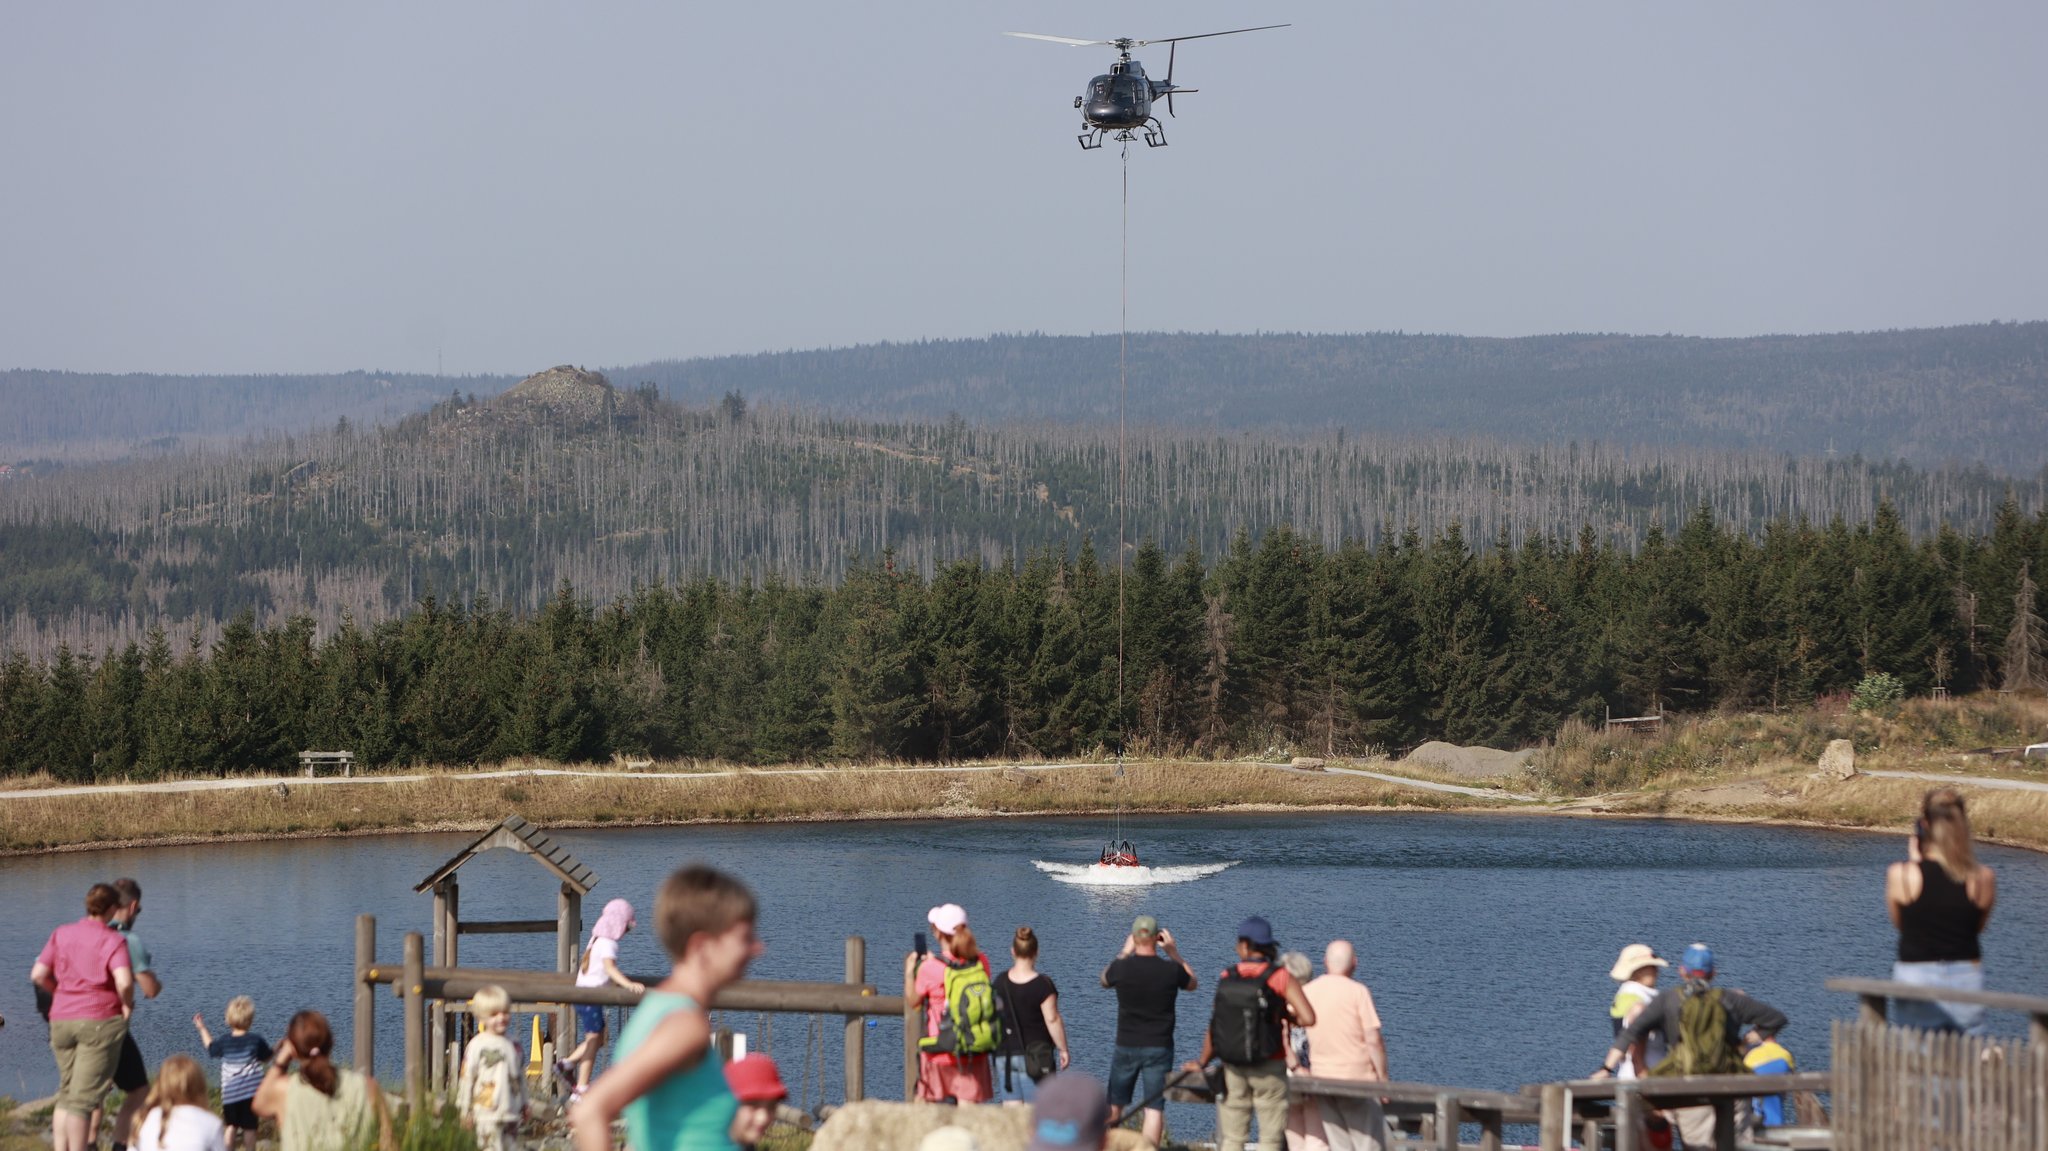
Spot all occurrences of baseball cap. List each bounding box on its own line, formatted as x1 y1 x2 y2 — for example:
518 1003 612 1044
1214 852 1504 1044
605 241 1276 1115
1237 916 1275 947
723 1055 788 1104
1609 943 1668 982
1131 915 1158 938
928 904 968 934
1027 1073 1109 1151
1681 942 1715 974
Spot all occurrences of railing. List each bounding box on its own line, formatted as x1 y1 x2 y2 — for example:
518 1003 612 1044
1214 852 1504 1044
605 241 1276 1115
351 918 905 1110
1825 977 2048 1151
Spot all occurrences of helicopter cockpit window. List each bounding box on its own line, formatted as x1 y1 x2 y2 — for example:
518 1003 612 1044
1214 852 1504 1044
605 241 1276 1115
1088 78 1112 103
1111 74 1144 102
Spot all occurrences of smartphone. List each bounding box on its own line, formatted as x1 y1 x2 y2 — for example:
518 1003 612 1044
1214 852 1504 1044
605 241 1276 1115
914 931 928 958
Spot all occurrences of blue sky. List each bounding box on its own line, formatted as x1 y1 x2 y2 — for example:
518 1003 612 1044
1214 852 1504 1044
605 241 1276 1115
4 1 2043 374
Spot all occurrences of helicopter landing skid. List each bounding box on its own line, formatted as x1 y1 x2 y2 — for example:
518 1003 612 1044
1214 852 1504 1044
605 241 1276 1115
1078 121 1168 151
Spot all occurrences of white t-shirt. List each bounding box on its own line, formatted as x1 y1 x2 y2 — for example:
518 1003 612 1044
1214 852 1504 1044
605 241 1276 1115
576 935 619 988
136 1104 227 1151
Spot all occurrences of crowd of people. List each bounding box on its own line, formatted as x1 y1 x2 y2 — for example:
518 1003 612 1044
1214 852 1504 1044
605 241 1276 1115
20 786 2000 1151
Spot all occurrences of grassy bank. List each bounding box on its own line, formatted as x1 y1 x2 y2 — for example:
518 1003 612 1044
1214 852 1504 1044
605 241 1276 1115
0 761 1480 854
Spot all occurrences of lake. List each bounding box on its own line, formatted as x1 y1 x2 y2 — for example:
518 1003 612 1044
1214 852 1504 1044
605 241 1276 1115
4 811 2043 1126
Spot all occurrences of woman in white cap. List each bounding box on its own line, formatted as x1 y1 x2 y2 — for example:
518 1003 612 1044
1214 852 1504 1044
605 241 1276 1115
1606 944 1666 1078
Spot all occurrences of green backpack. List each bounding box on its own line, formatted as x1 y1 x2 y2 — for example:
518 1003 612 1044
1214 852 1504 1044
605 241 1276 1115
1649 985 1743 1077
919 959 1005 1056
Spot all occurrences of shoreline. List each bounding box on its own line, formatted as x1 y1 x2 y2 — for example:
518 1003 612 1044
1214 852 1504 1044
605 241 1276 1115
4 758 2046 858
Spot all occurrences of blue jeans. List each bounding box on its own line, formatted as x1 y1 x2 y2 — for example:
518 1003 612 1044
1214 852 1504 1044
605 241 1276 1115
1891 960 1988 1034
1107 1046 1172 1111
996 1054 1040 1101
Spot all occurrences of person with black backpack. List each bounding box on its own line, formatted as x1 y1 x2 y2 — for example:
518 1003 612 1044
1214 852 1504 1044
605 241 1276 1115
1592 943 1787 1151
1183 917 1316 1151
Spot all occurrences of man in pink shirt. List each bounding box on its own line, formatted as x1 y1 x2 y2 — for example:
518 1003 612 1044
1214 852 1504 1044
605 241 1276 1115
1301 941 1389 1151
29 883 135 1151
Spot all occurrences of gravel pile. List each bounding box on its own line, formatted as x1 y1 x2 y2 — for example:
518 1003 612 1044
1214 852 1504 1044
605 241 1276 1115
1402 740 1534 779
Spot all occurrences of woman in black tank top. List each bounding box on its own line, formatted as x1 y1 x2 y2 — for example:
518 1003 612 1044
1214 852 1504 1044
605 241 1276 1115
1884 788 1997 1033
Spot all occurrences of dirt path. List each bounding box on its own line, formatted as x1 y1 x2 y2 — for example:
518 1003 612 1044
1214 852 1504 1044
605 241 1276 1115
0 759 1534 804
1863 769 2048 794
1318 763 1540 802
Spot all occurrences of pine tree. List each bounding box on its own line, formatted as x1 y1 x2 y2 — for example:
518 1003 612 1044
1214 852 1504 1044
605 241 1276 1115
37 646 93 782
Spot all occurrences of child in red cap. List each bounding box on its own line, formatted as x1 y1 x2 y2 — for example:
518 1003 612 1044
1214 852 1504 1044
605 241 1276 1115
723 1055 787 1150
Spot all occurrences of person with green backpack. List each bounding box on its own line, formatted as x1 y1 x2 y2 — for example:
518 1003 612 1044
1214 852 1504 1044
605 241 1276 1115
908 915 1001 1104
1592 943 1788 1151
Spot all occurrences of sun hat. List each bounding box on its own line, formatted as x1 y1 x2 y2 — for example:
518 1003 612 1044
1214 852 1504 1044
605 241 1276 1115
1681 942 1715 975
593 899 636 942
723 1054 788 1104
1131 915 1158 939
1026 1074 1109 1151
1609 943 1668 982
929 904 968 934
920 1127 981 1151
1236 916 1275 947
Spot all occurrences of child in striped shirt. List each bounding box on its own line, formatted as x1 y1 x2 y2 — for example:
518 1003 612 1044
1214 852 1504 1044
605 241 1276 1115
193 997 272 1151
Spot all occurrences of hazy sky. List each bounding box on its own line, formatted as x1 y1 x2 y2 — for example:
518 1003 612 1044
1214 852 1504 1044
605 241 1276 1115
4 2 2044 375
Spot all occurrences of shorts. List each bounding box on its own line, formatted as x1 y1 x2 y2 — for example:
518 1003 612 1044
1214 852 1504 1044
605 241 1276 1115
575 1004 606 1038
915 1053 993 1104
995 1054 1039 1102
49 1015 128 1117
222 1099 260 1131
1106 1046 1172 1111
114 1031 149 1093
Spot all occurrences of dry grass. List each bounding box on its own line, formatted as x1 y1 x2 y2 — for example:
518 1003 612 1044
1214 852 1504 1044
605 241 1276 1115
1529 692 2048 797
0 761 1470 854
1594 769 2048 853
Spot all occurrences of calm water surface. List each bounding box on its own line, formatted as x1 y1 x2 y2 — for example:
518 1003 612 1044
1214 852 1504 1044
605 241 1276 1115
4 812 2044 1120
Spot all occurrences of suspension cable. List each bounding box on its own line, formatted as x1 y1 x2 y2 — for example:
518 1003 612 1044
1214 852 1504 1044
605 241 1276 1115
1116 138 1129 845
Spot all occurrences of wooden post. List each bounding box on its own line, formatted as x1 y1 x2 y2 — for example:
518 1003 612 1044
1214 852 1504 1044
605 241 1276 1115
354 915 377 1075
1858 992 1887 1026
1536 1084 1567 1151
403 931 426 1109
430 882 448 1094
904 970 920 1100
1476 1108 1503 1151
845 936 866 1103
1614 1083 1640 1151
557 883 581 1064
1711 1098 1735 1151
1432 1093 1460 1151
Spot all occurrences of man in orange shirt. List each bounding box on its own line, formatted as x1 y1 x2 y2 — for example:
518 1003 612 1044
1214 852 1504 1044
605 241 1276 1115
1302 942 1389 1151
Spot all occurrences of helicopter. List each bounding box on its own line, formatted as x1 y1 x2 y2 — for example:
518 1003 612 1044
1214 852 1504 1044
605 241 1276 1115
1005 24 1289 150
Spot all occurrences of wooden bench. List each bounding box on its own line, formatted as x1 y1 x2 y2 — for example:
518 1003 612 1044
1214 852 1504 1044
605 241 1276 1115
299 750 356 777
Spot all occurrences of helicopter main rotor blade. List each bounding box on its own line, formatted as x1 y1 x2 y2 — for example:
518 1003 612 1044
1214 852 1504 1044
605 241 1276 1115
1004 31 1114 47
1133 23 1291 48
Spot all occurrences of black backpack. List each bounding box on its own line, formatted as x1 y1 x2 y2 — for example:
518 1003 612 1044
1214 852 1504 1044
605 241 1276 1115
1210 965 1284 1066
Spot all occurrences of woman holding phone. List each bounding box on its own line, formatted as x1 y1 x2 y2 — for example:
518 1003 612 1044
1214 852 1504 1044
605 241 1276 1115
1885 787 1997 1033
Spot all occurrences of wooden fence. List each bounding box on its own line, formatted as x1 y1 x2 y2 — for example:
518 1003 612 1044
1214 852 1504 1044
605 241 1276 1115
1832 1020 2041 1151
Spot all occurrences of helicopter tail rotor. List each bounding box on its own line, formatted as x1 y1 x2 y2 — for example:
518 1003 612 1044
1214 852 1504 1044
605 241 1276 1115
1166 43 1176 116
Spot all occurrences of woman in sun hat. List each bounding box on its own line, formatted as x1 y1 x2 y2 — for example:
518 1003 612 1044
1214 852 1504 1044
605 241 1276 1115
1606 944 1667 1078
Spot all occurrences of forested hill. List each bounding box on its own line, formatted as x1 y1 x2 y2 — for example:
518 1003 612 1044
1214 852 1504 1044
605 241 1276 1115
7 322 2048 471
620 322 2048 472
1 367 2041 657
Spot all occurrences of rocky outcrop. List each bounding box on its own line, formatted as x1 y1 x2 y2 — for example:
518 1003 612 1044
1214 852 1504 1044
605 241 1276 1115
495 365 618 424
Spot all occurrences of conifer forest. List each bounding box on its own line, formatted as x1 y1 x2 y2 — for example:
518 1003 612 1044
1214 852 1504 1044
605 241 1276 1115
3 335 2047 782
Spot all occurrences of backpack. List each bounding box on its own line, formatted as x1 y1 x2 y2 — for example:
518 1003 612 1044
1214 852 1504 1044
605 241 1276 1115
1210 965 1285 1066
920 958 1004 1056
1648 985 1743 1077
